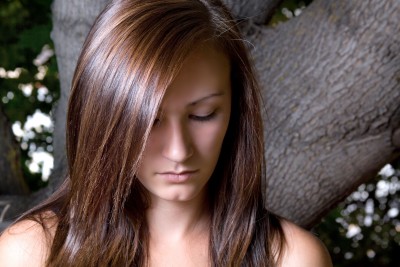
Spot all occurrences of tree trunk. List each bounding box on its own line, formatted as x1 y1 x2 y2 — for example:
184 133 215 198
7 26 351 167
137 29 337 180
0 107 28 195
0 107 29 231
50 0 110 189
1 0 399 229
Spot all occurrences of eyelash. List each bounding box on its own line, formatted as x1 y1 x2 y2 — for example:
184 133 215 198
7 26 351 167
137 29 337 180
189 112 216 122
153 112 216 126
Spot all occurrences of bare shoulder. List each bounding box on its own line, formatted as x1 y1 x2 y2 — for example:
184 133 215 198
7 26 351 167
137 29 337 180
278 219 333 267
0 212 57 266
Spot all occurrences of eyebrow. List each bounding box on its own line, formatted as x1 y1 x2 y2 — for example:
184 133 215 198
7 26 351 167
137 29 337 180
188 92 225 106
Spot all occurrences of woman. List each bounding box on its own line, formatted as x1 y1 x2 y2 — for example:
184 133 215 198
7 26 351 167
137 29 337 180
0 0 332 266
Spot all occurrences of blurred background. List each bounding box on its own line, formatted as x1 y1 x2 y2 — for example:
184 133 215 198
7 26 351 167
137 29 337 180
0 0 399 266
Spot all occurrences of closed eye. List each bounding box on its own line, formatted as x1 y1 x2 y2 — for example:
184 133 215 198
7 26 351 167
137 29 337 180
189 112 216 122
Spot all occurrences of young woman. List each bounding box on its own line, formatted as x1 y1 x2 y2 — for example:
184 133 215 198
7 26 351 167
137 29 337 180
0 0 332 266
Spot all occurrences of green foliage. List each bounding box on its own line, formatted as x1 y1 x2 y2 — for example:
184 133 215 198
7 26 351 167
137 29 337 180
268 0 313 25
314 159 400 267
0 1 399 266
0 0 58 191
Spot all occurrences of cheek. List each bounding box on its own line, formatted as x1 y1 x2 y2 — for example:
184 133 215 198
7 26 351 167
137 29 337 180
192 119 229 159
136 137 158 177
139 128 164 158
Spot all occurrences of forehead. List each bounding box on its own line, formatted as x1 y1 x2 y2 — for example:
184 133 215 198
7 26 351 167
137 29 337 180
161 43 231 106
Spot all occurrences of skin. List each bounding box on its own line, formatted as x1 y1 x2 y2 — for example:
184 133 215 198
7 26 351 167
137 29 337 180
137 43 232 204
138 43 232 266
0 44 333 267
0 212 56 267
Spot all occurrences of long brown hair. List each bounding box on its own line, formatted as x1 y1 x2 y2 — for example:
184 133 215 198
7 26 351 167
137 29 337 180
19 0 285 266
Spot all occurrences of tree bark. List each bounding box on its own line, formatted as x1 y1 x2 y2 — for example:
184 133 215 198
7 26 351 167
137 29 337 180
0 107 28 195
245 0 400 227
50 0 110 189
223 0 283 24
1 0 399 229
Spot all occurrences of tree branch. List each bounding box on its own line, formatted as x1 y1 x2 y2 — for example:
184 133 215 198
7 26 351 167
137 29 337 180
222 0 283 24
244 0 400 227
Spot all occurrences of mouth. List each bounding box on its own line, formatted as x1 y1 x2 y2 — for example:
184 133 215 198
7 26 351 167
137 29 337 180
159 170 198 175
157 170 198 183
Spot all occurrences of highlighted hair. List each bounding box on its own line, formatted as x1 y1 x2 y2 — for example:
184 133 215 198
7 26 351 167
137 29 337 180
20 0 285 266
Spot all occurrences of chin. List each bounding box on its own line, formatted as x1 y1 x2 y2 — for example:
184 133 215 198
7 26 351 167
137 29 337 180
151 187 206 203
162 192 199 202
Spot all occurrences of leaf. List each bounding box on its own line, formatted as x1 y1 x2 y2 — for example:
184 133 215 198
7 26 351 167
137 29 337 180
18 24 52 53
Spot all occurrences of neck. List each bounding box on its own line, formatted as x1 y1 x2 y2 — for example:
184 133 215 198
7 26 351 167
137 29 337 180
146 190 210 242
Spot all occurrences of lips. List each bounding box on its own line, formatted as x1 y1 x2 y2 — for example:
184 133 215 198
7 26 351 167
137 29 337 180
159 170 198 175
157 170 198 183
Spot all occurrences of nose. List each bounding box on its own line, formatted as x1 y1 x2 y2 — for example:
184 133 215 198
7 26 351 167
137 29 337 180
162 120 193 163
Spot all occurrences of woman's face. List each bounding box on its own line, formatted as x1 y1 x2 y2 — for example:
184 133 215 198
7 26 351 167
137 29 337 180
137 44 231 203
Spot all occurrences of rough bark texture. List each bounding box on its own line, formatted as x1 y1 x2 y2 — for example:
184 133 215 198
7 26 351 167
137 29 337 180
223 0 283 24
245 0 400 226
1 0 399 229
0 107 28 195
50 0 110 189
